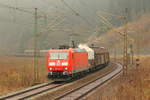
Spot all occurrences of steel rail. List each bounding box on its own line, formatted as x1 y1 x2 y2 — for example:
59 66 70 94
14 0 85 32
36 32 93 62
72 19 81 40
55 63 122 100
0 81 64 100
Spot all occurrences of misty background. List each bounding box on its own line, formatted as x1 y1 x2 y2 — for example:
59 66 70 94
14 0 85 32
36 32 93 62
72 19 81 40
0 0 149 54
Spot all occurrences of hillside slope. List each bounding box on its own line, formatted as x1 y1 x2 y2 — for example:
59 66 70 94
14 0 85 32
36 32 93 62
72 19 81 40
88 14 150 55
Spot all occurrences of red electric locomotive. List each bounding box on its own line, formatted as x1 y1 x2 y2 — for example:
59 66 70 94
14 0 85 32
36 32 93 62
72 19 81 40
47 46 109 80
47 48 89 79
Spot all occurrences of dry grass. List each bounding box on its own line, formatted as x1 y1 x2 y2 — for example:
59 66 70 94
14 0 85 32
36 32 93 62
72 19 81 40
86 56 150 100
0 56 47 95
0 56 149 100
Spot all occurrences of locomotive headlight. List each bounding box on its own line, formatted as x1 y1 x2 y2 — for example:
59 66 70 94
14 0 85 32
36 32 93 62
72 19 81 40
62 62 68 66
64 67 68 70
49 67 52 70
49 62 55 66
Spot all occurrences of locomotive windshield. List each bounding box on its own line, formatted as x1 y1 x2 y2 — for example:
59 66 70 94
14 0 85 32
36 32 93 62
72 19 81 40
50 52 68 60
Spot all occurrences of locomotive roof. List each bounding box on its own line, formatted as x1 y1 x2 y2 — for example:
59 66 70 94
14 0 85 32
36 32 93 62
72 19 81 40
48 48 87 53
48 49 69 52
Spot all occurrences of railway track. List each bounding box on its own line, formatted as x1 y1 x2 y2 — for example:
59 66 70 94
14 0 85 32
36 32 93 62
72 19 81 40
0 63 122 100
54 63 122 100
0 82 65 100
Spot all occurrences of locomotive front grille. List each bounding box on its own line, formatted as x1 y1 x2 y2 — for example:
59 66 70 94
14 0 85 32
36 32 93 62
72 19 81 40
48 71 69 79
52 71 63 76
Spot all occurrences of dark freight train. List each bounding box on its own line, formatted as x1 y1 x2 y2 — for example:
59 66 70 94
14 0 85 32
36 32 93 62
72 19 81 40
47 44 110 80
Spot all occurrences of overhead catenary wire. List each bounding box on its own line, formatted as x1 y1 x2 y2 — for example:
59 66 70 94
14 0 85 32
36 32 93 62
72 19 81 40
61 0 96 44
0 0 55 15
0 3 37 26
97 10 121 18
60 0 94 28
3 1 66 24
77 0 111 36
38 17 66 35
42 0 59 9
38 0 94 37
39 0 95 29
0 0 94 36
0 2 58 27
41 0 68 18
97 13 134 44
0 2 54 20
0 3 33 14
77 0 97 22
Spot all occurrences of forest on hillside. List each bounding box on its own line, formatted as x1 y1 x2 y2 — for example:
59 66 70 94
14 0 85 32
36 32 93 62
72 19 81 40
0 0 149 54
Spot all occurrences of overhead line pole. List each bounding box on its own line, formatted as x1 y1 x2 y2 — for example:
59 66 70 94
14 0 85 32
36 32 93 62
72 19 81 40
123 8 128 76
34 8 38 83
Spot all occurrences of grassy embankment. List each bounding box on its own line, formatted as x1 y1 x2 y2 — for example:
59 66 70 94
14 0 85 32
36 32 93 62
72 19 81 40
87 56 150 100
0 56 47 95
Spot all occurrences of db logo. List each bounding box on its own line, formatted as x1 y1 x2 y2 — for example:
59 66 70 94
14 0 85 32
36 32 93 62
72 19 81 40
57 60 61 66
